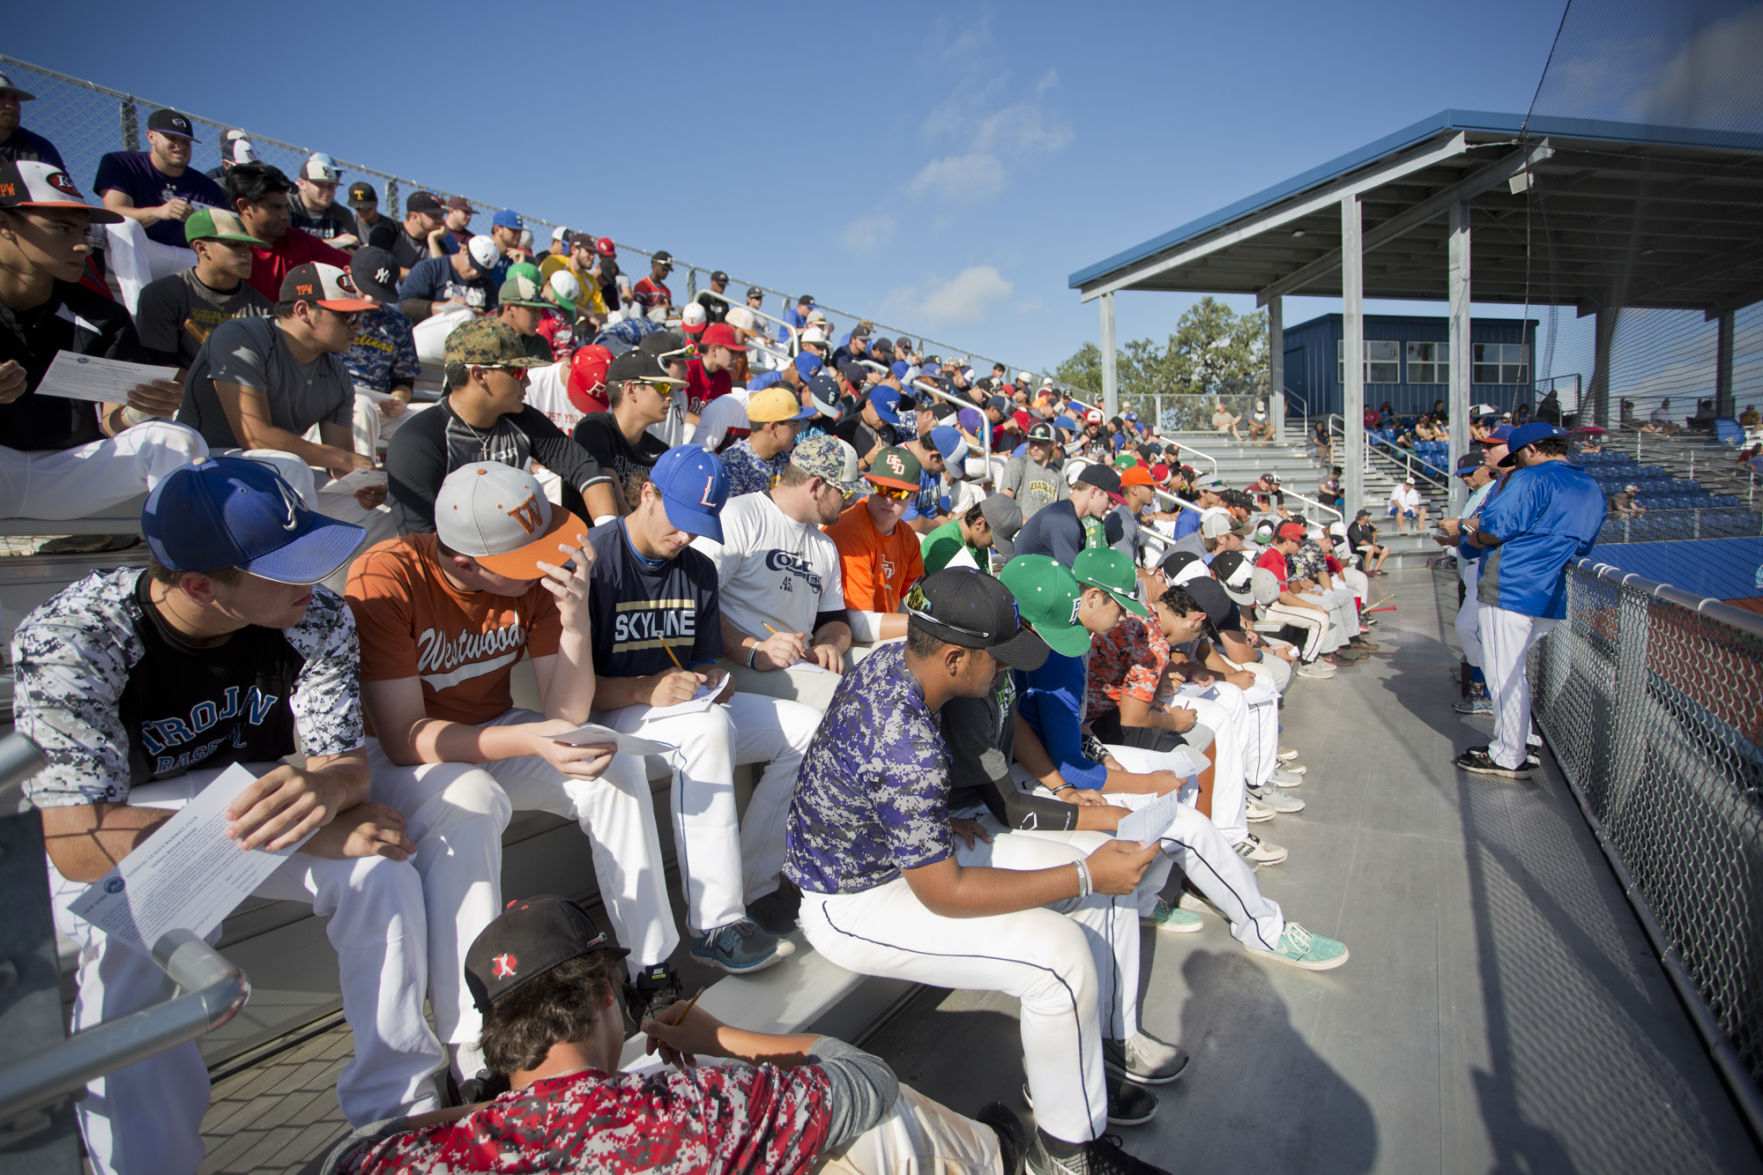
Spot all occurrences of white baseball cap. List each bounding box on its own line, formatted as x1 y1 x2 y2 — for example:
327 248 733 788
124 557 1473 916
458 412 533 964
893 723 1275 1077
466 235 500 271
435 462 587 580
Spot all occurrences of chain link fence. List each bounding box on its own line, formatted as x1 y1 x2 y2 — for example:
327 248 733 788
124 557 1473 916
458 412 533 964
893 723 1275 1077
1531 559 1763 1140
0 55 1041 386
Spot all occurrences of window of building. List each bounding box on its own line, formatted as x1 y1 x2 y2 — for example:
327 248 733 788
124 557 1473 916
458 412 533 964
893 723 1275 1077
1337 339 1402 384
1406 341 1448 384
1473 342 1529 385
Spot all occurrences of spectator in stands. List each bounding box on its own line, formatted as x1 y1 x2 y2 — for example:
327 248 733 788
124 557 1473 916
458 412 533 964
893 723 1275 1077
1291 524 1375 655
1211 398 1244 442
632 250 674 317
1318 464 1344 510
495 265 555 362
901 425 960 530
1106 464 1159 573
583 447 823 971
343 247 417 439
1184 566 1297 694
348 181 396 251
0 71 65 168
999 421 1069 519
833 384 903 465
486 210 523 282
1609 483 1645 518
824 446 926 644
388 190 445 274
831 323 871 369
722 386 813 499
693 267 732 324
538 232 601 316
1311 418 1332 464
1386 476 1428 533
289 155 359 247
398 236 499 321
135 208 272 373
595 237 625 313
693 433 858 713
1247 398 1275 443
0 159 206 520
683 320 742 425
1015 463 1121 565
1644 398 1679 435
1253 524 1347 671
350 460 681 1079
1347 507 1388 575
205 128 256 181
922 496 1010 574
1739 404 1760 429
386 318 604 532
15 458 444 1175
322 896 1017 1175
571 348 677 523
224 162 351 300
1456 424 1605 779
438 196 474 253
94 109 228 250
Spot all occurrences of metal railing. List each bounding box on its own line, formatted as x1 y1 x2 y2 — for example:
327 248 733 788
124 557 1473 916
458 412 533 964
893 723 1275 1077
1531 560 1763 1142
914 380 991 474
0 54 1045 390
1594 506 1763 544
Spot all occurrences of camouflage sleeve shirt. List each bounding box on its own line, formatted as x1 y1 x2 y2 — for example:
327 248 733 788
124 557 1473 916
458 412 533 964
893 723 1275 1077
783 642 956 895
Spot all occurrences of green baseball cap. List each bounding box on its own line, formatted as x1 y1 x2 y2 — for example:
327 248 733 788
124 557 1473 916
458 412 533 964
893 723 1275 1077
1072 548 1150 616
498 264 550 310
184 207 267 247
866 445 922 491
998 555 1091 657
443 316 545 368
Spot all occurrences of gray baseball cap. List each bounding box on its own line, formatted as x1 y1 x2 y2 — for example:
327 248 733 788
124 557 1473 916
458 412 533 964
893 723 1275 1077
790 434 864 494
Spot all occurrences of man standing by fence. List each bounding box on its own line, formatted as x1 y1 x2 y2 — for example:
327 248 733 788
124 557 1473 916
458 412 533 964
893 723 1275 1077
1454 423 1604 780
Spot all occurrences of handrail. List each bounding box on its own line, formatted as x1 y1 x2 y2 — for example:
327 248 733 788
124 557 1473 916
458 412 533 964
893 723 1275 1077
1160 438 1220 478
698 290 798 360
1279 487 1345 522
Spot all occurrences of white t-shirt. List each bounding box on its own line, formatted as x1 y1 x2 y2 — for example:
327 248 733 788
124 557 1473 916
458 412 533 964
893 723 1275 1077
695 388 752 453
522 360 583 434
1388 484 1421 511
692 491 845 641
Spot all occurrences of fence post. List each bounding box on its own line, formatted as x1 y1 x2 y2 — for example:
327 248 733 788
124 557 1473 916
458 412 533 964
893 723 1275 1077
1604 586 1651 826
386 179 399 215
119 98 139 152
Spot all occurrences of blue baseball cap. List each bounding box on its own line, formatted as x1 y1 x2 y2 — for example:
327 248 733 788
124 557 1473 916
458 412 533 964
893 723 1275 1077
869 386 904 426
491 209 523 229
1054 415 1078 433
650 444 727 542
1478 424 1515 444
143 457 365 585
891 360 912 380
921 362 942 378
1499 422 1566 467
794 352 824 379
927 425 965 466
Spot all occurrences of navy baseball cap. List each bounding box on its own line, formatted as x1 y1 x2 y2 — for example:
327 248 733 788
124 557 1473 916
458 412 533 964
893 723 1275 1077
805 372 842 418
143 457 365 585
869 386 904 426
1499 422 1566 467
1455 451 1486 476
1477 424 1515 444
650 444 727 542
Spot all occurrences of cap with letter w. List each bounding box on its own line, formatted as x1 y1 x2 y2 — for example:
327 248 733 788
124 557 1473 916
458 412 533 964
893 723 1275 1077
435 462 587 579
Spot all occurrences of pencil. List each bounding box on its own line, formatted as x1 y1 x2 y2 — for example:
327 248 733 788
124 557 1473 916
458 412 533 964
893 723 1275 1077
660 641 684 670
671 988 704 1026
762 623 779 635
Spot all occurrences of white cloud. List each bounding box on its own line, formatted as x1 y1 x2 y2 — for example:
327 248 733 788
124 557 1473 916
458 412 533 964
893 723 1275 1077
839 214 897 253
1632 6 1763 127
883 266 1015 328
905 154 1004 205
932 9 993 62
908 70 1072 207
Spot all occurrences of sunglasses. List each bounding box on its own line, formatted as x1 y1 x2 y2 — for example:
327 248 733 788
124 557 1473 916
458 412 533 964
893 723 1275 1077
904 579 1018 642
870 483 915 502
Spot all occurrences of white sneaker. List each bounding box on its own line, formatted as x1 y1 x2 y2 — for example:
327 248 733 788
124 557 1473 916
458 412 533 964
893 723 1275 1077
1297 662 1336 680
1270 766 1306 788
1233 833 1288 865
1277 759 1307 775
1277 746 1300 761
1245 797 1277 823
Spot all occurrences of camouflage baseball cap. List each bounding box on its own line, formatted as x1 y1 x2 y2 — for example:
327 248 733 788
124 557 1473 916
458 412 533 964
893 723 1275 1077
444 317 544 368
498 263 550 309
789 434 865 495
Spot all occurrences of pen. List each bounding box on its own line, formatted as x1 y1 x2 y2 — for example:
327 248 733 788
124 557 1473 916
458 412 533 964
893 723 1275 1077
671 988 704 1026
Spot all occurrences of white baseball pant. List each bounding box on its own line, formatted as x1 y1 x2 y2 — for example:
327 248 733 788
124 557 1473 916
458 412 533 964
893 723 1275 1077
366 708 676 1074
1338 565 1370 604
1309 586 1361 640
817 1084 1003 1174
799 828 1127 1145
1477 604 1557 769
1259 602 1333 660
1456 558 1484 668
593 691 821 932
1163 680 1278 842
0 421 206 520
48 767 444 1175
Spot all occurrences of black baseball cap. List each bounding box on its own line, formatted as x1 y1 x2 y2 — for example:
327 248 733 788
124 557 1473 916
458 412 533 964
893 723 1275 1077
608 347 687 388
349 247 400 304
1075 463 1124 503
709 269 729 284
464 895 627 1014
652 250 673 266
406 190 443 215
1211 549 1256 606
147 108 197 140
347 181 377 206
1158 549 1205 580
906 569 1049 671
1183 576 1243 633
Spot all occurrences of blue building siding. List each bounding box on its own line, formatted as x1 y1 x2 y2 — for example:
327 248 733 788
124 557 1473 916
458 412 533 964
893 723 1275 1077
1283 314 1537 419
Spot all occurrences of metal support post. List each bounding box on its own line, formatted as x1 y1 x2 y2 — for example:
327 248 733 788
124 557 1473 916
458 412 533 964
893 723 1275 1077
1341 196 1366 517
119 99 139 152
1589 308 1617 429
1715 310 1735 419
1447 199 1472 514
1268 295 1285 444
1100 292 1119 419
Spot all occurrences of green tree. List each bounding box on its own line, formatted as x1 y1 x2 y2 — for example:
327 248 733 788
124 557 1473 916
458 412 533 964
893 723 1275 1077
1052 342 1103 399
1055 296 1268 408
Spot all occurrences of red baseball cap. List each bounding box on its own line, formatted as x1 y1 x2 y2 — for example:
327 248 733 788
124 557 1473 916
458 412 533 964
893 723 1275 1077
1151 463 1171 484
1276 521 1307 542
699 322 746 352
567 344 614 416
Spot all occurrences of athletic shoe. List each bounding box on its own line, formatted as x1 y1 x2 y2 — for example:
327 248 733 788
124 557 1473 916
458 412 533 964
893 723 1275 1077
978 1102 1029 1175
1245 796 1277 823
1269 766 1306 788
1297 662 1336 680
1277 758 1308 775
1141 897 1204 934
1349 637 1383 652
1248 783 1305 813
1453 686 1492 715
1027 1132 1173 1175
624 963 685 1029
1277 746 1300 762
1233 833 1288 865
746 881 801 935
1329 648 1363 662
690 919 795 974
1104 1033 1190 1086
1023 1080 1157 1127
1453 747 1532 779
1246 922 1350 971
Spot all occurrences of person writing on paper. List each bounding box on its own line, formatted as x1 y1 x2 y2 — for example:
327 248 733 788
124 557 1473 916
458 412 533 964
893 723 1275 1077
583 446 822 974
347 460 682 1088
692 433 859 714
322 896 1024 1175
0 158 207 521
11 458 445 1175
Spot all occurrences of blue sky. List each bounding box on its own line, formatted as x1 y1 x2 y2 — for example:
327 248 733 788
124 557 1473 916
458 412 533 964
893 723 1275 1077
6 0 1602 375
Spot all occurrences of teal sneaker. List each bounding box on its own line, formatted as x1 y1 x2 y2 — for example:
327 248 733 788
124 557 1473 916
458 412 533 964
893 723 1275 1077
1140 898 1203 934
1248 922 1349 971
690 918 795 974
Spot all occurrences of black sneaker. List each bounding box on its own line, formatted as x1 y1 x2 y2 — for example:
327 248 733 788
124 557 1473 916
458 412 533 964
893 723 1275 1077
1453 747 1532 779
978 1102 1029 1175
1023 1079 1156 1127
1027 1132 1173 1175
746 879 802 936
623 962 685 1029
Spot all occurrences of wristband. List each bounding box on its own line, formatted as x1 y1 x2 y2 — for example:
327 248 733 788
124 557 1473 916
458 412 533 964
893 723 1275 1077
747 643 760 669
1074 859 1093 900
1053 784 1075 795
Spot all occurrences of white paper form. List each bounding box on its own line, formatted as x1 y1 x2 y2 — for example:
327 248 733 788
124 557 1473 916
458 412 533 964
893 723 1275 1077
553 722 676 757
646 674 733 720
1115 790 1186 849
324 468 389 494
68 764 307 956
34 351 178 403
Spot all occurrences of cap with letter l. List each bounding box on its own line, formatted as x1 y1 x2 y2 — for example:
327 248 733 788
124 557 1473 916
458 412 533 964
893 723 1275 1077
0 158 122 222
143 456 365 585
1072 547 1150 616
649 444 728 542
464 895 627 1015
747 386 815 425
905 567 1049 670
434 461 587 580
999 554 1091 656
790 433 865 495
866 445 922 492
279 261 375 312
184 206 266 247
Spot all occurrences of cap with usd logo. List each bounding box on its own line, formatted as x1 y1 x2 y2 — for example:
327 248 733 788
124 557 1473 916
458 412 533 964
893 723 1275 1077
906 568 1049 670
747 387 815 425
184 207 266 247
278 262 376 312
649 444 728 542
435 462 588 580
142 456 366 585
866 445 922 492
0 159 122 223
1072 548 1150 616
147 108 197 140
998 554 1090 657
464 896 627 1015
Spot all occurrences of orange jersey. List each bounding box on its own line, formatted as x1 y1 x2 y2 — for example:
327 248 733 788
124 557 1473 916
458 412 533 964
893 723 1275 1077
823 498 924 614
